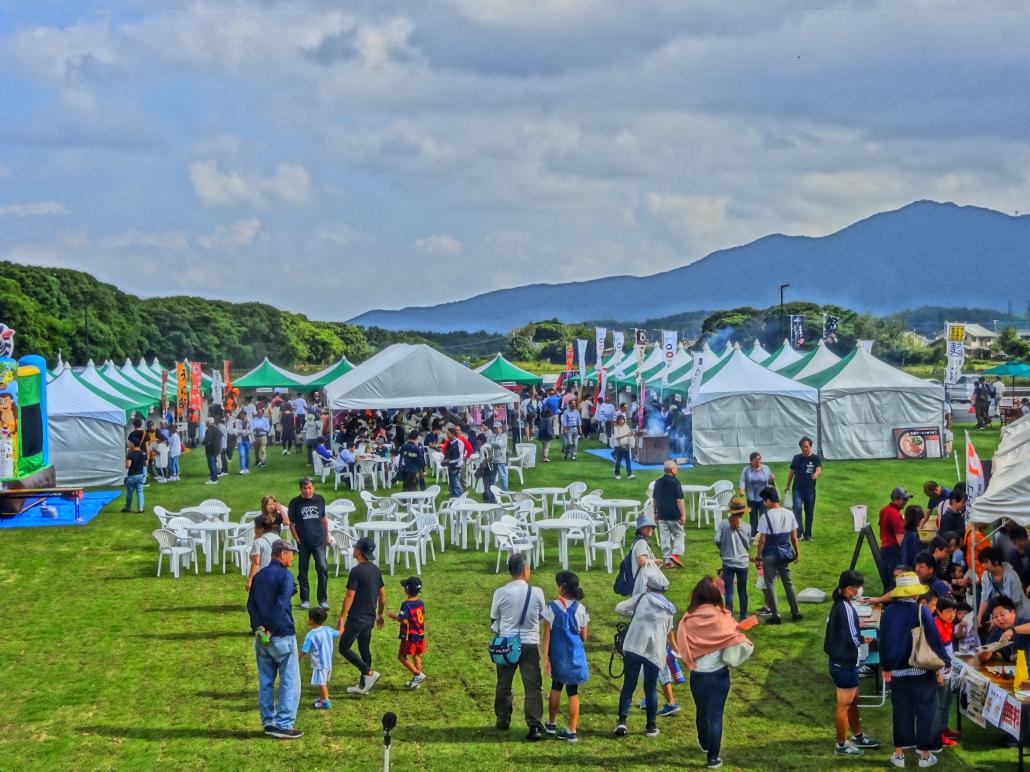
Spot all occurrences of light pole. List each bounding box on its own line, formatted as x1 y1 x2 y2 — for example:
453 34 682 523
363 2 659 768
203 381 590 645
779 283 791 341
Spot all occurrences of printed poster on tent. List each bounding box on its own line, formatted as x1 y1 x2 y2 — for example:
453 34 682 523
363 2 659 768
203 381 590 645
892 427 943 459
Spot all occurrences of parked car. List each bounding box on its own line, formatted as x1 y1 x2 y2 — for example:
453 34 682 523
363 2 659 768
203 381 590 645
945 374 978 403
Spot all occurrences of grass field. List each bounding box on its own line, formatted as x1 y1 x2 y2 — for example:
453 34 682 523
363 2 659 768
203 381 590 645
0 431 1014 770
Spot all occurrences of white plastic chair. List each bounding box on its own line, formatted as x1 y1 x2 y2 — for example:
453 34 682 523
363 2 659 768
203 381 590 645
415 512 443 558
391 521 423 575
240 511 261 526
567 481 588 501
560 509 596 570
327 498 356 527
507 451 527 486
353 460 379 492
699 480 734 528
153 505 179 529
153 528 197 578
490 521 535 573
196 499 231 521
312 454 332 484
222 525 254 575
591 522 630 573
329 526 359 576
333 461 353 491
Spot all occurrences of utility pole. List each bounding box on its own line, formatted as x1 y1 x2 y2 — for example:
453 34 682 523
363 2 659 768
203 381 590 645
84 305 90 364
779 284 790 341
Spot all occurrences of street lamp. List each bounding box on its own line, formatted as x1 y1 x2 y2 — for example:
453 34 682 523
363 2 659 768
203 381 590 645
779 284 791 341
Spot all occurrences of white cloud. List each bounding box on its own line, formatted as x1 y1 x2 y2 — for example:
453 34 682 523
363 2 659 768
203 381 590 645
197 218 262 251
0 201 69 217
188 162 311 207
414 234 462 254
315 224 362 248
97 230 189 250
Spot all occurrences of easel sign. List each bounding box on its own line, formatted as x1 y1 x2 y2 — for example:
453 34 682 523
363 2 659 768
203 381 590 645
849 525 887 591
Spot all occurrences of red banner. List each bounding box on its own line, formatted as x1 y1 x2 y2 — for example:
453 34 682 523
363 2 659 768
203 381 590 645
189 362 203 412
564 342 574 372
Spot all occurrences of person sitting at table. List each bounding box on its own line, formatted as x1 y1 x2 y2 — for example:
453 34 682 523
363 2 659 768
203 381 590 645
978 595 1030 665
313 437 334 466
977 547 1030 629
334 444 358 486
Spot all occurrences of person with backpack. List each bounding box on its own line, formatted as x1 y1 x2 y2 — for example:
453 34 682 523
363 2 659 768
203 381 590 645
614 570 676 739
614 514 664 598
824 570 881 758
755 487 802 625
477 433 497 503
490 554 548 741
541 571 589 743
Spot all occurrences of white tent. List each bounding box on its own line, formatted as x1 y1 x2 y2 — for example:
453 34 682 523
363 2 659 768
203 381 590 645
776 339 842 380
47 369 126 487
972 460 1030 525
747 339 771 363
692 345 819 464
762 339 804 371
801 347 945 460
326 343 519 410
148 357 166 376
992 415 1030 477
998 413 1030 456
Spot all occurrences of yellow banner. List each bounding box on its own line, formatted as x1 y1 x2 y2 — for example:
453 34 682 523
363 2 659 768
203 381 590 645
948 324 966 342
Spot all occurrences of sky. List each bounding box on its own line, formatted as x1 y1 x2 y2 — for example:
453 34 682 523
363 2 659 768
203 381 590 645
2 1 1030 321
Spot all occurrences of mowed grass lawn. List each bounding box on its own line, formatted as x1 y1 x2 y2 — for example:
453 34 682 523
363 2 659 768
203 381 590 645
0 431 1013 771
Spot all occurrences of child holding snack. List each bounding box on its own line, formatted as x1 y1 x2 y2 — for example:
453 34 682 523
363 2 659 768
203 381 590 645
388 576 426 689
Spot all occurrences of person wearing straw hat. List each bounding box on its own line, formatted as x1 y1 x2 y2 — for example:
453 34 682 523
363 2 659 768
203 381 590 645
715 497 752 621
880 572 949 769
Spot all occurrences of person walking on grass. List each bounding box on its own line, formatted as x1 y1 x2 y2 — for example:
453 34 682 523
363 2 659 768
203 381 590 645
560 399 582 460
247 540 302 739
491 554 548 741
824 570 881 758
237 410 253 475
611 414 636 480
444 426 464 498
252 406 271 467
542 571 589 743
387 576 427 690
337 537 386 696
715 498 752 621
653 460 686 568
739 452 774 534
288 477 329 611
302 607 339 710
785 436 821 541
755 487 802 625
122 437 147 513
203 417 222 485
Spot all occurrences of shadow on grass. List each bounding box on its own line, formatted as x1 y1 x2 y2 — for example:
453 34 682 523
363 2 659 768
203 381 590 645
196 690 254 700
77 725 264 740
145 604 243 614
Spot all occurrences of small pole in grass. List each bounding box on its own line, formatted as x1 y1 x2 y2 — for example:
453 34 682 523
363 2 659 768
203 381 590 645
382 711 397 772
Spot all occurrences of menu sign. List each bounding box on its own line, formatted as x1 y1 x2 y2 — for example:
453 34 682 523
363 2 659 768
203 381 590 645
893 427 943 460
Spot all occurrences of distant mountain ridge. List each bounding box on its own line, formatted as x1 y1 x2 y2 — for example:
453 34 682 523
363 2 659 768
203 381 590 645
349 201 1030 333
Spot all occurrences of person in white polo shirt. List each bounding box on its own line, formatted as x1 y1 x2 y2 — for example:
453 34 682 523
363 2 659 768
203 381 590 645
490 554 547 741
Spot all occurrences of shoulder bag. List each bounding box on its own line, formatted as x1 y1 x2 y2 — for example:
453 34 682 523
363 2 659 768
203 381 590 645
489 587 533 666
909 614 945 671
722 638 755 667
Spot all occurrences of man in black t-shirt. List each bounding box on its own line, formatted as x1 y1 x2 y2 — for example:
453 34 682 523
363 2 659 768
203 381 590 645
653 460 686 568
288 477 329 610
786 436 822 541
398 431 426 492
122 439 148 513
337 537 386 695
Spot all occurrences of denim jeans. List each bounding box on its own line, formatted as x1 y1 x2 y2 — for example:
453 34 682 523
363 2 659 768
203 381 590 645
562 428 579 457
890 672 938 752
495 462 508 490
238 440 251 471
690 666 730 764
448 468 463 498
792 489 816 538
619 651 659 729
167 456 180 478
124 474 145 511
722 565 749 618
880 544 900 591
747 500 766 535
206 454 219 482
296 543 328 605
613 447 633 476
255 635 300 730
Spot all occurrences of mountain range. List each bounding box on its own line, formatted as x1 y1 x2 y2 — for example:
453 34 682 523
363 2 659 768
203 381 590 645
350 201 1030 332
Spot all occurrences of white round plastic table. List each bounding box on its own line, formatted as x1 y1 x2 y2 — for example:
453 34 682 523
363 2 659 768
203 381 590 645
595 498 642 527
681 484 709 526
391 490 437 516
522 486 569 517
353 520 412 574
447 500 498 549
186 520 243 573
530 518 598 570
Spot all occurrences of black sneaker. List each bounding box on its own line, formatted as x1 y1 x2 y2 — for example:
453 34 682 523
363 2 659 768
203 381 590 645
766 615 782 625
495 721 510 731
791 613 804 621
614 722 627 737
265 726 303 739
526 726 544 742
755 606 773 616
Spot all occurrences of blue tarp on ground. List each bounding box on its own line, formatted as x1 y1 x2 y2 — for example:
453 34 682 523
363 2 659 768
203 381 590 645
0 490 120 528
584 448 693 471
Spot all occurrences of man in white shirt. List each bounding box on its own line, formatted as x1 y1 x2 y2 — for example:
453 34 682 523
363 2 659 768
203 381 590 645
490 554 547 740
251 407 272 467
292 394 308 417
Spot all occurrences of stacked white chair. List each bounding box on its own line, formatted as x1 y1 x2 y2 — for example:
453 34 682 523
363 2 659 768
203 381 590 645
591 522 630 573
699 480 734 528
152 529 197 578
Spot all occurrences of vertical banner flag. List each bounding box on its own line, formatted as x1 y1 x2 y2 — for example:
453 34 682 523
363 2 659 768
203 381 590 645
634 329 647 370
965 431 985 503
223 360 232 402
189 362 203 413
564 342 574 373
594 327 607 368
823 314 839 343
160 369 169 415
858 339 874 354
687 350 706 413
211 370 223 407
945 323 966 385
576 339 588 382
175 362 188 421
790 315 805 348
661 330 677 385
613 331 625 379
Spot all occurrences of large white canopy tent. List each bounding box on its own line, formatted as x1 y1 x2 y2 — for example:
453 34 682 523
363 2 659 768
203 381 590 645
801 347 945 460
691 346 819 464
997 413 1030 458
746 339 772 363
326 343 518 410
971 460 1030 525
775 339 842 380
762 339 804 371
47 369 126 487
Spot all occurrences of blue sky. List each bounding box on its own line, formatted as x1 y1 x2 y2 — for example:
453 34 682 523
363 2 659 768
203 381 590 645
2 1 1029 320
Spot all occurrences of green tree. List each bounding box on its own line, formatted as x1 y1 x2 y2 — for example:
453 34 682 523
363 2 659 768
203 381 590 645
993 326 1030 359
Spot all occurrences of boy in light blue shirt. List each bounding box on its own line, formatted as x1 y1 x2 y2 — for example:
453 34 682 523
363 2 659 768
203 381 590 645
302 607 339 709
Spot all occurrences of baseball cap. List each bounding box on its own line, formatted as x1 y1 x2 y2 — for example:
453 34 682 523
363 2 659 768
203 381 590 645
891 487 912 501
400 576 423 595
271 540 298 557
355 537 376 558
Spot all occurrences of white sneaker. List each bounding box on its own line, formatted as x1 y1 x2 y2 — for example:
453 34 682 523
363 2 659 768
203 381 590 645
218 472 228 477
917 754 937 768
360 671 381 694
205 479 218 485
346 683 364 695
410 672 426 687
627 474 637 480
891 752 906 768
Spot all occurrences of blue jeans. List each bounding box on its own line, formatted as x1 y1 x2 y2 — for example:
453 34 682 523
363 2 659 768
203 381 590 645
619 651 659 728
612 447 633 476
448 467 463 498
792 489 816 538
495 462 508 490
124 474 145 511
238 440 251 471
690 666 730 764
168 456 180 478
255 636 300 730
722 565 749 619
206 454 219 482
